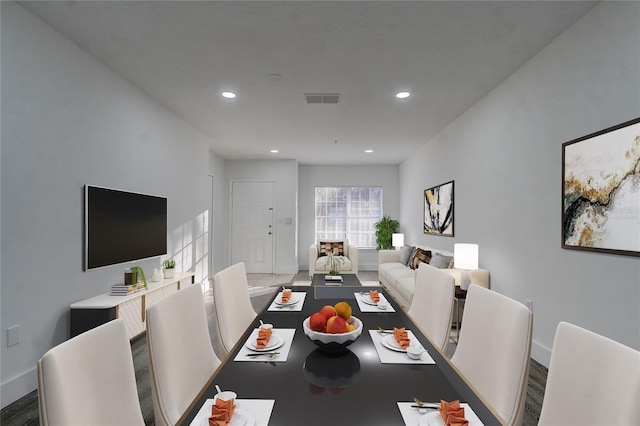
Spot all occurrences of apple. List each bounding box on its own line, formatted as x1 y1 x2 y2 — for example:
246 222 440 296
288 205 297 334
319 305 337 320
325 315 348 334
309 312 327 332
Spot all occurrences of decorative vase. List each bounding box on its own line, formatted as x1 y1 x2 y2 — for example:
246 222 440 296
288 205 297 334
152 268 164 282
164 268 175 279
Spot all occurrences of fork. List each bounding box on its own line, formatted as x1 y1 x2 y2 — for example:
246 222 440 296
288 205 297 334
274 304 297 309
412 397 440 410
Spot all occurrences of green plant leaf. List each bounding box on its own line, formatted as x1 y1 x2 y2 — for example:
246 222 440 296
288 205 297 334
130 266 147 290
373 214 399 250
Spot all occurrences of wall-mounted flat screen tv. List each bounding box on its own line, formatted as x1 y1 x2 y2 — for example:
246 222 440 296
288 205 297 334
84 185 167 270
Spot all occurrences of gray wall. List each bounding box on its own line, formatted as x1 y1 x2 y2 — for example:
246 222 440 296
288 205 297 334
209 151 228 281
399 2 640 366
299 165 400 272
1 3 212 406
225 160 299 274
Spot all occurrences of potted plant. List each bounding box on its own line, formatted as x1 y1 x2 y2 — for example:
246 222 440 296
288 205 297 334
325 252 344 276
163 259 176 279
373 215 400 250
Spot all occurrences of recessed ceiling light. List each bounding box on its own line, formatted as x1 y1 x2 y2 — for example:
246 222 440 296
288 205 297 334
395 91 410 99
270 149 279 153
365 149 373 153
222 91 236 99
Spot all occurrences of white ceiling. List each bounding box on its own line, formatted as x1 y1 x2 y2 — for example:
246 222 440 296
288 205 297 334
21 1 596 165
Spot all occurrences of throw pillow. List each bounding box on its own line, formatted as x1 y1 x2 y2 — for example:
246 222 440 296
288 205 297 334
400 245 415 266
318 241 344 257
429 252 453 269
409 248 432 270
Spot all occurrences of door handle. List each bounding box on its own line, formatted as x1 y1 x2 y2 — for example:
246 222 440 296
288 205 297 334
268 232 272 235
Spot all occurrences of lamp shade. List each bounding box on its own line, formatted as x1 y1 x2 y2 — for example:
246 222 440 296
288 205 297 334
454 243 478 270
392 233 404 249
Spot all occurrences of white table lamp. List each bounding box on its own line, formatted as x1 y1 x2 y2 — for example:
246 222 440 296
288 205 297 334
454 243 478 290
392 233 404 250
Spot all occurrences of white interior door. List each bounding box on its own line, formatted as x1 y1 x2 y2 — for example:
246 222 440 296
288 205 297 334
231 181 274 273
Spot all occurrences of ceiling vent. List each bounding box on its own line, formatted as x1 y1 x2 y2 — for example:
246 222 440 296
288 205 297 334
305 93 340 104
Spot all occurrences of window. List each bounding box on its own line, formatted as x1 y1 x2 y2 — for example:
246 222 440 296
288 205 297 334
315 187 383 249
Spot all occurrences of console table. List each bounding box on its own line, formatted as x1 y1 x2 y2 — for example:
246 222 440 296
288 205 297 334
70 271 194 339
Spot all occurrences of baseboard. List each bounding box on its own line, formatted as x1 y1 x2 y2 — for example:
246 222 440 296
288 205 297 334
1 366 37 409
530 338 551 368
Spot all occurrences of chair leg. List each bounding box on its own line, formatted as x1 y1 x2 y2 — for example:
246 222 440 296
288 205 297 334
451 297 466 344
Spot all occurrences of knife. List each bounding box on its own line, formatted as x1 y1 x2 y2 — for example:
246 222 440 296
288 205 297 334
246 352 280 357
411 403 440 409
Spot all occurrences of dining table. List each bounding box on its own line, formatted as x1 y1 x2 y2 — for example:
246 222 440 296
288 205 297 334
178 284 504 426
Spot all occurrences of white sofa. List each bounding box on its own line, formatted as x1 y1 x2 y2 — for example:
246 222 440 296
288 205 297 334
378 246 489 310
309 239 358 278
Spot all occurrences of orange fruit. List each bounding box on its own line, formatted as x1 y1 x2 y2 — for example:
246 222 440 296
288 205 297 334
334 301 352 321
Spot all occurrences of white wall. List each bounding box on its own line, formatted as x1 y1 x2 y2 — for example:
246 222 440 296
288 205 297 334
225 160 299 274
299 165 400 272
399 2 640 366
1 2 212 407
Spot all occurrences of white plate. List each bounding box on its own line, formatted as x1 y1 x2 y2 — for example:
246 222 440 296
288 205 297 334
418 405 482 426
360 293 379 306
229 409 256 426
381 334 409 352
419 411 441 426
274 293 299 306
190 406 256 426
245 333 285 352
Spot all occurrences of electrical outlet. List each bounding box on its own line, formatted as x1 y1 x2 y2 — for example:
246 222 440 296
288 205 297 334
7 325 20 347
525 299 533 312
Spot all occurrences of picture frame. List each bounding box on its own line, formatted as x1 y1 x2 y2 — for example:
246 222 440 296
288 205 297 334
424 180 454 237
562 117 640 257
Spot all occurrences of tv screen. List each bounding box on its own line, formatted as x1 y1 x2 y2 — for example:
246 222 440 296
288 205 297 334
84 185 167 270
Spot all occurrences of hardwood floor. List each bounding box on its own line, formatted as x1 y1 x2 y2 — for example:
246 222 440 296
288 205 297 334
1 274 547 425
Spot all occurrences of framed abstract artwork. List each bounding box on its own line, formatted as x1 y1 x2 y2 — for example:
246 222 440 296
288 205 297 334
424 180 454 237
562 117 640 257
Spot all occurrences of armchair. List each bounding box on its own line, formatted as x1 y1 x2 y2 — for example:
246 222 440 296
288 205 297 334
309 239 358 278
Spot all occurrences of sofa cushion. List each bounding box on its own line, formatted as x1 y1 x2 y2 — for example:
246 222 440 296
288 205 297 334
318 241 344 257
409 248 432 270
395 276 417 306
429 252 454 269
315 256 352 272
400 245 415 266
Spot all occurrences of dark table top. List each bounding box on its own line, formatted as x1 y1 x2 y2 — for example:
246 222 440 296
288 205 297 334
178 285 503 425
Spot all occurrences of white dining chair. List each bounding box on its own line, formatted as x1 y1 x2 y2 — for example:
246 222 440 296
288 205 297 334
213 262 258 354
538 321 640 426
407 263 455 352
146 284 221 426
450 284 532 426
37 318 145 426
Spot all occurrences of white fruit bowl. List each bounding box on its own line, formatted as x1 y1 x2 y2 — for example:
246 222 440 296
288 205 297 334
303 316 363 354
